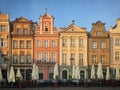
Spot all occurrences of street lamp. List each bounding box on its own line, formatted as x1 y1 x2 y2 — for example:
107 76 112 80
70 57 74 79
6 58 9 84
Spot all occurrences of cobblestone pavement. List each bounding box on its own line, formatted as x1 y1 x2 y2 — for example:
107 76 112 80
0 87 120 90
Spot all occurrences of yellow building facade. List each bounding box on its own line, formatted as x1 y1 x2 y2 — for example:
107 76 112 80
110 18 120 68
59 21 88 79
88 21 110 78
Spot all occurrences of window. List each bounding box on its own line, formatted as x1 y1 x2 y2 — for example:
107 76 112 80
45 26 48 31
115 38 120 46
0 38 6 47
52 52 56 62
17 28 21 35
44 52 48 62
79 38 83 47
26 54 31 63
20 41 24 48
96 31 100 36
0 25 6 32
44 40 48 48
26 41 31 48
13 54 18 63
100 55 106 63
52 40 56 48
49 73 53 80
70 38 75 47
62 53 66 65
37 40 42 47
92 55 96 63
71 53 75 59
36 52 42 61
24 28 28 35
101 41 106 48
62 39 67 47
79 53 84 64
115 52 120 60
39 73 43 80
92 41 97 49
13 40 18 48
20 54 24 63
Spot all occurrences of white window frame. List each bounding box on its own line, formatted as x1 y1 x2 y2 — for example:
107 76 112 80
52 52 56 62
62 53 66 64
52 40 56 48
44 40 49 48
92 41 97 49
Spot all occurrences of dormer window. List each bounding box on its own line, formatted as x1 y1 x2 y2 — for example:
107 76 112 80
45 26 48 31
17 28 21 35
24 28 28 35
96 31 100 36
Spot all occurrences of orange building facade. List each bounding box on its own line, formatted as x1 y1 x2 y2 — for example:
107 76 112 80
34 12 59 80
11 17 37 80
0 12 10 80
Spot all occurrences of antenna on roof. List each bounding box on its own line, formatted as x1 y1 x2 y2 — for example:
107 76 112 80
45 8 48 13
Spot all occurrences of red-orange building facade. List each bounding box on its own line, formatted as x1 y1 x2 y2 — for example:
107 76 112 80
34 12 59 80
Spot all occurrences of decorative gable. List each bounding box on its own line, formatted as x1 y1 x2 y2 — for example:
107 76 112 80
13 16 32 23
60 21 86 33
110 18 120 33
90 21 108 37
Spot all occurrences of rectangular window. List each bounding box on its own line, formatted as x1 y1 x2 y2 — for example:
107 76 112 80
49 73 53 80
45 26 48 31
100 55 106 63
17 28 21 35
26 54 31 63
44 52 48 62
115 52 120 60
13 40 18 48
79 53 84 64
20 54 24 63
62 53 66 65
71 38 75 47
115 38 120 46
39 73 43 80
20 41 24 48
37 40 42 47
101 41 106 49
79 38 83 47
13 54 18 63
92 55 96 63
52 52 56 62
44 40 48 48
23 28 28 35
0 38 6 47
36 52 42 61
26 41 31 48
0 25 6 32
52 40 56 48
96 31 100 36
62 39 67 47
92 41 97 49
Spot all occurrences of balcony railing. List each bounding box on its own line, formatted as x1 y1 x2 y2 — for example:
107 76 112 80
12 62 32 64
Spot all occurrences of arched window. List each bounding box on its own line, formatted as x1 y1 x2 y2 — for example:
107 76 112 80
80 70 85 79
62 70 67 79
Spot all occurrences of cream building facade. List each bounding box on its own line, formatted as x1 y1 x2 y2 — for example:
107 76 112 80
59 21 88 79
110 18 120 68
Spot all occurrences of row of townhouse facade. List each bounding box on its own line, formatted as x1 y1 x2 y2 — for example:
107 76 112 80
0 11 120 80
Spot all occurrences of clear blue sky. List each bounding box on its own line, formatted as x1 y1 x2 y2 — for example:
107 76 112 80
0 0 120 31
